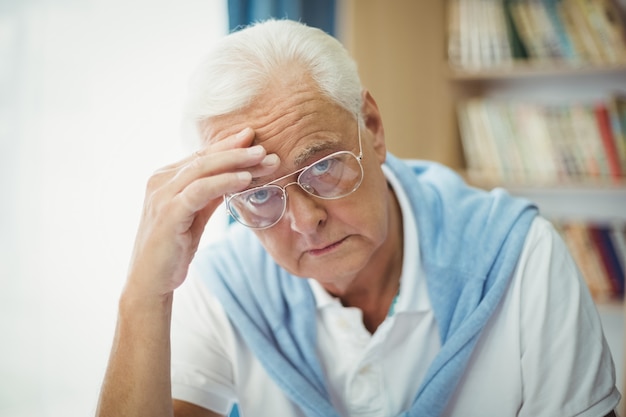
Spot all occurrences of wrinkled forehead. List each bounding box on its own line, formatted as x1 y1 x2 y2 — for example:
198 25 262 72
201 95 356 154
199 74 355 145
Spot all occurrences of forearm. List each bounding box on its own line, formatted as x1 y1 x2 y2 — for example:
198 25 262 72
96 285 174 417
95 127 273 417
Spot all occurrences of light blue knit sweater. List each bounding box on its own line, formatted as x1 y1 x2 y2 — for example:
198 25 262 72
195 153 537 417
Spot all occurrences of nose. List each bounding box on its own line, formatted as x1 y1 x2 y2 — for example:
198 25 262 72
283 184 327 234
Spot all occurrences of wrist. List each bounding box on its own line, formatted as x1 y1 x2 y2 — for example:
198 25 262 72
119 280 174 319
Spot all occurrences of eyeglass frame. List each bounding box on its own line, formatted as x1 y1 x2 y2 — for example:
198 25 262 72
224 118 363 230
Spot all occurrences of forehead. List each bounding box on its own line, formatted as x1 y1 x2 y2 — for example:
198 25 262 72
203 86 356 166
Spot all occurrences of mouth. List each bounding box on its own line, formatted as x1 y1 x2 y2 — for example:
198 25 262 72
306 236 348 256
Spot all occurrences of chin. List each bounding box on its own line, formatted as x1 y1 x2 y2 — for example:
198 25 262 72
301 256 366 285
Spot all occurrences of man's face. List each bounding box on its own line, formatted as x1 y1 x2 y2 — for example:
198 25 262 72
205 76 393 290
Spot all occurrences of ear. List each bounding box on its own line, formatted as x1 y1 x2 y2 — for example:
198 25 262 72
360 89 386 164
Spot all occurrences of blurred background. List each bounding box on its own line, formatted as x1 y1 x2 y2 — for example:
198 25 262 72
2 0 626 416
1 0 229 415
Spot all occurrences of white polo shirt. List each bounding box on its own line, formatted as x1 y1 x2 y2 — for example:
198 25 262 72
171 167 620 416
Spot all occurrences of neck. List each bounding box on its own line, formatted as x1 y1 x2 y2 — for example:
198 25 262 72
329 186 404 333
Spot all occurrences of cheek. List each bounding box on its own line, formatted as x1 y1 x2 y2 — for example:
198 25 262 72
254 229 297 265
333 181 390 239
350 163 389 218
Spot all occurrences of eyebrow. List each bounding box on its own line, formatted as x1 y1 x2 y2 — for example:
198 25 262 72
292 140 342 167
248 140 341 187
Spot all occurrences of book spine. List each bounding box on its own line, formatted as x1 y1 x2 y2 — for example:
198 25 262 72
580 0 626 63
609 94 626 174
569 104 610 180
447 0 463 67
509 0 545 59
557 0 589 62
528 0 569 59
457 102 483 176
594 103 623 181
504 0 530 58
609 226 626 286
589 225 625 297
489 0 515 66
563 0 607 63
544 0 580 61
560 222 616 302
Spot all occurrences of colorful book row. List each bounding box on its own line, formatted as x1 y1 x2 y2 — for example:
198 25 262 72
457 94 626 184
555 221 626 302
447 0 626 69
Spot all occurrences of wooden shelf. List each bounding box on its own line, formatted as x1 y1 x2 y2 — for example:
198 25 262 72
468 183 626 223
466 173 626 189
449 61 626 81
463 171 626 222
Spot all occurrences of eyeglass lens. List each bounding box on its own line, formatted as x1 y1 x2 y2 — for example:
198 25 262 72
227 150 363 229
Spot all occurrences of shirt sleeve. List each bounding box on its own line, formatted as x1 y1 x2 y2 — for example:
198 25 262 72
517 217 621 417
170 266 238 415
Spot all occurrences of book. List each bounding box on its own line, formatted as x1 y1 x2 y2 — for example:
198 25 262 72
554 105 586 180
447 0 463 67
468 98 505 179
457 101 483 175
594 103 623 181
544 0 582 61
578 0 626 63
589 224 625 296
607 93 626 174
557 0 592 62
467 0 484 68
560 222 615 301
544 105 578 179
485 101 527 182
609 225 626 284
458 99 503 180
561 0 608 63
511 102 561 182
509 0 549 59
479 0 495 66
488 0 515 66
527 0 570 59
568 104 610 180
504 0 531 59
501 103 535 181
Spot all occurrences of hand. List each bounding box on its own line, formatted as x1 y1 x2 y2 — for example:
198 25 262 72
125 127 279 298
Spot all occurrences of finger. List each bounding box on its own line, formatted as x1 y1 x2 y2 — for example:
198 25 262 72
247 153 281 178
167 145 271 196
159 127 256 172
158 151 280 195
174 171 252 215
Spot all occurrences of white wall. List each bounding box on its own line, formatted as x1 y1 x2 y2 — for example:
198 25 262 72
0 1 228 416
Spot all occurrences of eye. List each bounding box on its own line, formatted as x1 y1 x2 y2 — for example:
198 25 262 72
246 188 273 205
309 157 335 176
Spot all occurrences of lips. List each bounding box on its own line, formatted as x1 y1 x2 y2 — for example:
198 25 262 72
306 236 348 256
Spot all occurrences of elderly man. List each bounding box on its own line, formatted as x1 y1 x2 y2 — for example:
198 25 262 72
96 19 619 417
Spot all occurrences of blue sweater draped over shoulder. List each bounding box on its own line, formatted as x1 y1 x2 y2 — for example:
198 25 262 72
194 153 537 417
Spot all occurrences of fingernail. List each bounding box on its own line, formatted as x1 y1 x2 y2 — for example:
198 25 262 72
237 171 252 182
261 154 279 166
237 127 252 139
247 145 265 156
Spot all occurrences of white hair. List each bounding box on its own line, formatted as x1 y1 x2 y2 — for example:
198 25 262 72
182 19 363 145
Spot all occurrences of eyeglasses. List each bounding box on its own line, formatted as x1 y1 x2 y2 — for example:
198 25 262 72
224 120 363 229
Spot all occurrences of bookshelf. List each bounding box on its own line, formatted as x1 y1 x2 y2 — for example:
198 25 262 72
339 0 626 412
341 0 626 286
